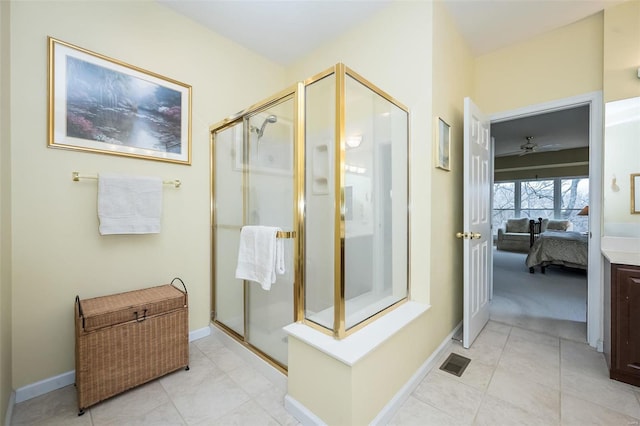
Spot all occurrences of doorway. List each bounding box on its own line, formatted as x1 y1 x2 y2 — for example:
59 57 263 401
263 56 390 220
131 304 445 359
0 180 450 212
488 92 603 349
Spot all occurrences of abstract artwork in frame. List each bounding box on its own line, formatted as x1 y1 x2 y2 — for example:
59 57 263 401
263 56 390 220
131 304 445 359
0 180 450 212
48 37 192 165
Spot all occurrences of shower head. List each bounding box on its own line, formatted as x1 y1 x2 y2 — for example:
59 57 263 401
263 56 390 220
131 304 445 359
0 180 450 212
257 114 277 139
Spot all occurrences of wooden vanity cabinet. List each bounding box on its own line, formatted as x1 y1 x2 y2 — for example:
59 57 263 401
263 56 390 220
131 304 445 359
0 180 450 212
605 261 640 387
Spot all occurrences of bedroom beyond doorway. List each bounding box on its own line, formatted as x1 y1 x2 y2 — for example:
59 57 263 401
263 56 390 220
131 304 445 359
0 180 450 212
490 247 587 342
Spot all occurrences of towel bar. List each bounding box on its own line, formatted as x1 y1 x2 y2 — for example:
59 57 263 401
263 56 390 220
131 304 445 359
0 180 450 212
72 172 181 188
215 224 296 239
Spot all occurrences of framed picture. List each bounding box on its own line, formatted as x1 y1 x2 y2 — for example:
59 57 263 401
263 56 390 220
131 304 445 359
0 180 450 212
436 117 451 171
48 37 192 165
632 173 640 214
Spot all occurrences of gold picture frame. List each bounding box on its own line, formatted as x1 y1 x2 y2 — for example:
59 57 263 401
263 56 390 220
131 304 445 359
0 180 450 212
435 117 451 171
632 173 640 214
48 37 192 165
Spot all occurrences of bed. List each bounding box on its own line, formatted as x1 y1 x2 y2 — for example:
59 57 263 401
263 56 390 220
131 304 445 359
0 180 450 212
525 231 589 274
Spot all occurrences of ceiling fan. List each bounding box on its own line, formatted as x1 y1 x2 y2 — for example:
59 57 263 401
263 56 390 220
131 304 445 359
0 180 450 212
497 136 561 157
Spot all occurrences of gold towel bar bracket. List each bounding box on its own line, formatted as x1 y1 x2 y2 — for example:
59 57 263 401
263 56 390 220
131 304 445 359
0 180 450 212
275 231 296 239
72 172 181 188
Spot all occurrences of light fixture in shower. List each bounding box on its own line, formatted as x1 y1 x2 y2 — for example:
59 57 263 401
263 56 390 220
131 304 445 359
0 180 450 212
345 164 366 174
346 134 362 148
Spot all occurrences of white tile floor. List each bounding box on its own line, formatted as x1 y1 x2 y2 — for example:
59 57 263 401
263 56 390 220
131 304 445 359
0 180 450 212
10 321 640 425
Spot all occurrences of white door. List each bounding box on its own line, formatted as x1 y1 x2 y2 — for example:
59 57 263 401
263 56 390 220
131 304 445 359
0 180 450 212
461 97 492 348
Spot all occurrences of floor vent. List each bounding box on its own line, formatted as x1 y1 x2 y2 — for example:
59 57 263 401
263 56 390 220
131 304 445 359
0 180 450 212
439 353 471 377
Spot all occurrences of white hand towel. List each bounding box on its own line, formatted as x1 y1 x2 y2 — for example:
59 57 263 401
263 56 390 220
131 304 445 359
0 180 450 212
235 226 285 290
98 173 163 235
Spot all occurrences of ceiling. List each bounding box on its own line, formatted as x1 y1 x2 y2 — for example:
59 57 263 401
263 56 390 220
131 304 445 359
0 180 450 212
492 106 590 157
158 0 393 65
157 0 622 64
158 0 620 157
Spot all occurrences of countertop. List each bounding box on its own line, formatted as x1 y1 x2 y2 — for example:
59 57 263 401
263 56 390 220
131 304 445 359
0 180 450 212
601 236 640 266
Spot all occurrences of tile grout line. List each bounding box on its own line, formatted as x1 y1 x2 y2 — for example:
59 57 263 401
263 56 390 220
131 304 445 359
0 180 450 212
410 341 480 424
89 403 95 426
159 370 190 426
474 324 512 424
559 338 640 422
482 324 564 424
162 343 202 426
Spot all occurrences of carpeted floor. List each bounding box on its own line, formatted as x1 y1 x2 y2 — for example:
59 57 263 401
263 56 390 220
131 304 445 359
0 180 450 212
490 248 588 342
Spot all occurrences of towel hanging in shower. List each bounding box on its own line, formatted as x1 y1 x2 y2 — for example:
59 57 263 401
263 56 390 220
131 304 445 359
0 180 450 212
235 226 285 290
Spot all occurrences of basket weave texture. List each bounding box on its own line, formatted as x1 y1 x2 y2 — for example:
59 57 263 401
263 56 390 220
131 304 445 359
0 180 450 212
75 284 188 413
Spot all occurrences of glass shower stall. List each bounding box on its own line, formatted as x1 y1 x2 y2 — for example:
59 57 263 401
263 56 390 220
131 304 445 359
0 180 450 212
210 64 409 371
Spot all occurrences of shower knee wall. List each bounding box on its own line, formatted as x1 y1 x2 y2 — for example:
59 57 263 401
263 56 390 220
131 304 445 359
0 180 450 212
285 302 432 425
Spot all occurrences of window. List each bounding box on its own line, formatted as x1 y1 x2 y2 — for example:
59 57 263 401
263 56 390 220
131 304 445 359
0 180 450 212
521 179 554 219
560 178 589 232
493 182 516 230
493 177 589 233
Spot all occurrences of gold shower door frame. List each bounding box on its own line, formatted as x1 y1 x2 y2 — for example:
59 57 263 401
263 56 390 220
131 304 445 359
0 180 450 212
301 64 410 339
210 83 304 374
210 63 410 371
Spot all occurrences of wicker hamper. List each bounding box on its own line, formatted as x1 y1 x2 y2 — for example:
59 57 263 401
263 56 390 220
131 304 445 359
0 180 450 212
75 278 189 415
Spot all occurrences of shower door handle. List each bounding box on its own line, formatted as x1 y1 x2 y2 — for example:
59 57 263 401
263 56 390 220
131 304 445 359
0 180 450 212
276 231 296 239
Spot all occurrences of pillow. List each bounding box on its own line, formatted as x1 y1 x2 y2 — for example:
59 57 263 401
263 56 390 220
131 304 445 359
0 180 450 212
506 217 529 233
547 219 570 231
540 218 550 232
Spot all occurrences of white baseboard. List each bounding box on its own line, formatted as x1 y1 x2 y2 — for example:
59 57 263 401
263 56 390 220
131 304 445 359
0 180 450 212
13 325 211 404
14 370 75 404
4 391 15 426
370 321 462 425
283 322 462 425
284 394 327 426
189 325 211 342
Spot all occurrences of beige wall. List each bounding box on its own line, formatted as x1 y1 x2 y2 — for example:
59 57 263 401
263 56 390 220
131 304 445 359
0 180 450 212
1 0 13 421
287 338 353 424
430 0 474 335
286 2 475 423
474 4 639 236
474 13 603 114
350 313 442 425
603 0 640 103
8 0 285 389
